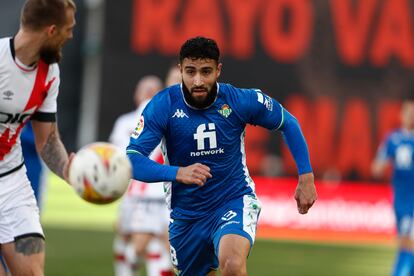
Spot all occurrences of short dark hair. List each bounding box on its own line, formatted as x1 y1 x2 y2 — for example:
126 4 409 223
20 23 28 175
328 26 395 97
179 36 220 63
21 0 76 31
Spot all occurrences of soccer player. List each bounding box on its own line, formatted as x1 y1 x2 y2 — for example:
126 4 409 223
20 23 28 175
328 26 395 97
127 36 317 275
111 75 174 276
0 0 75 275
372 99 414 276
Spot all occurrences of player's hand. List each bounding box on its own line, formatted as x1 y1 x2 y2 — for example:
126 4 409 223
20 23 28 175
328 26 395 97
294 172 317 214
176 163 212 186
63 152 75 185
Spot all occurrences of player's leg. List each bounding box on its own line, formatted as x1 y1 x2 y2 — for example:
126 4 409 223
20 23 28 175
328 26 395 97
145 203 173 276
392 213 414 276
169 217 218 275
0 168 45 276
113 233 135 276
130 232 153 259
0 251 7 276
218 234 250 276
145 238 169 276
1 236 45 276
213 194 261 276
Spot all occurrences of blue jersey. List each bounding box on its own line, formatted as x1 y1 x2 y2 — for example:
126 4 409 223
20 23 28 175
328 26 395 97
127 83 311 220
377 129 414 212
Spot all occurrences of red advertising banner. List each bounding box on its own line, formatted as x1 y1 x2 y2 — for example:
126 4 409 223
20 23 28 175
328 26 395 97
254 177 395 244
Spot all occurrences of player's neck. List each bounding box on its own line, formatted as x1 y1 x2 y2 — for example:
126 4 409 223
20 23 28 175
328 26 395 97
14 30 43 67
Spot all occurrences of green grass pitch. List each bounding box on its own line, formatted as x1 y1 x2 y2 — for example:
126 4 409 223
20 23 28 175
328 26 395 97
42 175 396 276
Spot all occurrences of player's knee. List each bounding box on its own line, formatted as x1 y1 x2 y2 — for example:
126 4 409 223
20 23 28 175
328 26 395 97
399 236 414 250
219 256 246 276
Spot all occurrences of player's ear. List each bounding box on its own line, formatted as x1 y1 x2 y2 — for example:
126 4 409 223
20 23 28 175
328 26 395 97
46 25 57 37
178 63 183 73
216 63 222 78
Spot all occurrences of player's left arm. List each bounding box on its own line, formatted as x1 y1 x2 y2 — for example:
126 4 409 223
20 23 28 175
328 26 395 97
31 120 70 181
279 109 317 214
242 88 317 214
371 137 392 178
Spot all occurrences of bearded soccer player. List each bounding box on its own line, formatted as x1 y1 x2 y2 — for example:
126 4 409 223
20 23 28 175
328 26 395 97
0 0 75 275
127 36 317 276
372 99 414 276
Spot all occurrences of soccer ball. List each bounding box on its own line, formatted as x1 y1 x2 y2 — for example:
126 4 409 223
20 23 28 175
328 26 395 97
68 142 132 204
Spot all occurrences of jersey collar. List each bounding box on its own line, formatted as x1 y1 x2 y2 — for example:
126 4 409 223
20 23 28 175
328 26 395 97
9 37 37 72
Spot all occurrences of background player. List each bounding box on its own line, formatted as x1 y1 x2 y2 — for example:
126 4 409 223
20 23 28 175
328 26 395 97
372 99 414 276
127 36 317 275
111 71 180 276
21 123 46 210
0 0 75 275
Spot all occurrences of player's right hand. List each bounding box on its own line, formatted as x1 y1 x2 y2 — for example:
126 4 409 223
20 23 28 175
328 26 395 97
176 163 212 186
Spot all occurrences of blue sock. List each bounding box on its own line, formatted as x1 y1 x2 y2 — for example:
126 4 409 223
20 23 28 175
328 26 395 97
410 251 414 276
393 249 412 276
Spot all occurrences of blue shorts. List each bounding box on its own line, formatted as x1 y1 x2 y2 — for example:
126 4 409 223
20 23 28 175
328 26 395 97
169 194 261 276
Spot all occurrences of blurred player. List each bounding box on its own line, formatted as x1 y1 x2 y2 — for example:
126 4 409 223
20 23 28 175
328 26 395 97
111 73 179 276
0 0 75 275
21 123 46 210
127 36 317 275
372 99 414 276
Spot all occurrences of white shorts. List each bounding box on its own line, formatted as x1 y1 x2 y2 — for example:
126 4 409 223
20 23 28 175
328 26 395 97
118 195 170 236
0 166 43 244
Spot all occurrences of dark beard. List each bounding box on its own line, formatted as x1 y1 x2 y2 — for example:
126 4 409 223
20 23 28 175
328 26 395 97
39 47 62 64
182 83 218 109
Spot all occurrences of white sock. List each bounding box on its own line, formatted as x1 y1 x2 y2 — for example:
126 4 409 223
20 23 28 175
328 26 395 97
114 237 138 276
146 239 172 276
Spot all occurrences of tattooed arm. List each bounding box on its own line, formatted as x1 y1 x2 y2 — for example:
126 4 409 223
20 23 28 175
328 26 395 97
31 121 69 181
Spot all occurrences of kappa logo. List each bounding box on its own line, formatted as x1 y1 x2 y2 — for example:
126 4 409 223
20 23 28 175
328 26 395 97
2 90 14 100
172 109 188 118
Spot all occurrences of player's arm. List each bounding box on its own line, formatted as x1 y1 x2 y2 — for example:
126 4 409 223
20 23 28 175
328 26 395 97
278 109 316 214
31 120 70 180
371 141 391 178
242 88 316 214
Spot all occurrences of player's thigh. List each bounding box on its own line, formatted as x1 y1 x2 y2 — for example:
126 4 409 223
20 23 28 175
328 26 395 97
169 218 217 276
213 194 261 254
218 234 250 271
2 235 45 276
0 254 6 276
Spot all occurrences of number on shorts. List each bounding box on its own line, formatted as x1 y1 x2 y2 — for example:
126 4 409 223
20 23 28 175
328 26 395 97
170 244 178 266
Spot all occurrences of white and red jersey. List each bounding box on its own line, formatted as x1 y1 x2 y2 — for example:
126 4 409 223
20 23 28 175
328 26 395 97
109 99 165 199
0 37 60 175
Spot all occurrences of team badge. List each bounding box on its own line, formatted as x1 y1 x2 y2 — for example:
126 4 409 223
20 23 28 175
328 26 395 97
131 115 144 139
218 104 232 118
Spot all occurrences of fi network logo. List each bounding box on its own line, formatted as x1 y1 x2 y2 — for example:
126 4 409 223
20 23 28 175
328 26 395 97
191 123 224 157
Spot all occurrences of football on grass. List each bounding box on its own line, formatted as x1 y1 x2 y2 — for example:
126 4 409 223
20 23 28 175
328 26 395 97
68 142 132 204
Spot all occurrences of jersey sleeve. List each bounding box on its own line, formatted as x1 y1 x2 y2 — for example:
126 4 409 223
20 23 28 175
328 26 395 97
376 134 394 161
127 94 168 156
126 92 179 182
32 64 60 122
237 88 284 130
237 88 312 174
